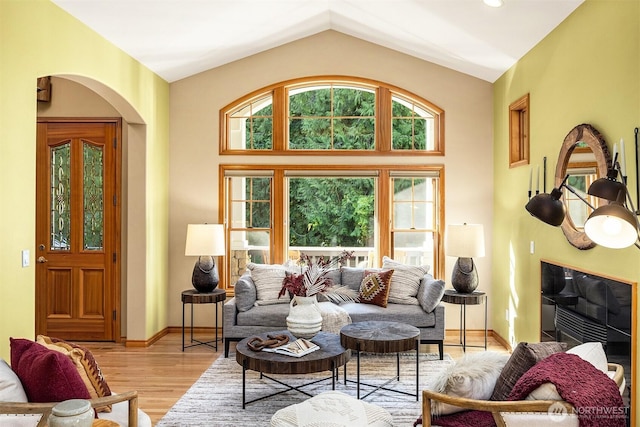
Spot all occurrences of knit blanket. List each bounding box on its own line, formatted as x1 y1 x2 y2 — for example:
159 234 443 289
417 352 625 427
508 352 625 427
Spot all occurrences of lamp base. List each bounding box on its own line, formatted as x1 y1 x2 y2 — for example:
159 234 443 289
192 256 219 293
451 257 478 293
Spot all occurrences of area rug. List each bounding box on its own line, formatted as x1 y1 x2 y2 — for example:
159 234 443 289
158 352 453 426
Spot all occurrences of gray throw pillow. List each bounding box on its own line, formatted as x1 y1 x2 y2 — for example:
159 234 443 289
417 276 445 312
340 267 365 292
490 341 567 401
234 273 257 312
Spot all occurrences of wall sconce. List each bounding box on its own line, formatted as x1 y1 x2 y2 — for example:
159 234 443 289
445 223 485 293
526 154 640 250
584 157 640 249
185 224 226 292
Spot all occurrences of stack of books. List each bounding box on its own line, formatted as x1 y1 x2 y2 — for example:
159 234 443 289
262 338 320 357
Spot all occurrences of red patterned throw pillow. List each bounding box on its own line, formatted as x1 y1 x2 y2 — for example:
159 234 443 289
37 335 112 412
10 338 91 403
359 269 394 307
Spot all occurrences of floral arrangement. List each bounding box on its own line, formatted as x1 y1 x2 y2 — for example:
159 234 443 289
278 250 359 303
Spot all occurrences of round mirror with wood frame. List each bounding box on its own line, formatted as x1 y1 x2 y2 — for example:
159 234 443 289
555 124 611 249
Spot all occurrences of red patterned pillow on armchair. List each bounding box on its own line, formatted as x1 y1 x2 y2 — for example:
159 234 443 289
10 338 91 403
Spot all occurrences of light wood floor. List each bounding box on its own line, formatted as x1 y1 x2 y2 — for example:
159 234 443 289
83 331 509 425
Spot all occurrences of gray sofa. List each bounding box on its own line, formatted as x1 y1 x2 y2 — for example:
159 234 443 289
223 265 446 358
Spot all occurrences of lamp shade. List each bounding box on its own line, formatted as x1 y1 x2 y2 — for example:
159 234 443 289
588 176 626 203
445 223 485 258
185 224 225 256
525 188 566 226
584 204 639 249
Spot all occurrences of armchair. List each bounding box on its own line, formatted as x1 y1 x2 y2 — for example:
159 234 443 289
0 391 140 427
421 362 625 427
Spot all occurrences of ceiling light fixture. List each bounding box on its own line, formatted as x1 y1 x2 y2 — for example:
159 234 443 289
483 0 504 7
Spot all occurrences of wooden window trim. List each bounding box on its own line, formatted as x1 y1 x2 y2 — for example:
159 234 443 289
219 75 444 156
218 164 444 294
509 93 530 168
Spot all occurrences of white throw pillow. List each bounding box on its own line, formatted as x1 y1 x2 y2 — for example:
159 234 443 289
429 351 509 416
0 359 28 402
526 342 609 401
567 342 608 374
381 256 429 305
247 263 289 306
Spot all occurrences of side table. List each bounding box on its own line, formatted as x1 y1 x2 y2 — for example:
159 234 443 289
441 289 487 352
182 288 226 351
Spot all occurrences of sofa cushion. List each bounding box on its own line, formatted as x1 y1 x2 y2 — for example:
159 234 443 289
234 273 257 311
10 338 91 403
247 263 289 306
37 335 112 412
236 303 291 327
340 302 436 327
340 267 365 292
418 275 446 313
359 269 394 307
0 359 27 402
382 256 428 305
490 341 567 401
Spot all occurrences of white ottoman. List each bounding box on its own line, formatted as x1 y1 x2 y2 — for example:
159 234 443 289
317 302 351 334
270 391 393 427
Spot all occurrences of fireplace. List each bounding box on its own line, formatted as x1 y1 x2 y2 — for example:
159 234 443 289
540 260 635 425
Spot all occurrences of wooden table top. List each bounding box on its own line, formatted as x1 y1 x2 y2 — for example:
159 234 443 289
181 288 226 304
340 321 419 353
236 330 350 375
442 289 486 305
93 420 120 427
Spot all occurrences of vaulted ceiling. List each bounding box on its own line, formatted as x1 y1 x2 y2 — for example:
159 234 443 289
52 0 583 83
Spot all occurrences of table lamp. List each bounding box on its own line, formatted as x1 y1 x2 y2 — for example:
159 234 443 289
185 224 225 292
445 223 485 293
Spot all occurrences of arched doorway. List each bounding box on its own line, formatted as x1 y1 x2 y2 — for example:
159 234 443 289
35 75 146 341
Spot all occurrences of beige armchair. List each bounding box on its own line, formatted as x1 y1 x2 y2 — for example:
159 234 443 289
0 390 139 427
421 363 624 427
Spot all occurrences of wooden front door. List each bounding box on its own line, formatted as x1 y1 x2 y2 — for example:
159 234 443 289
36 119 121 341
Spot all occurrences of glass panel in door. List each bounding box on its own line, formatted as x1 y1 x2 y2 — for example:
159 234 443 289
83 142 104 251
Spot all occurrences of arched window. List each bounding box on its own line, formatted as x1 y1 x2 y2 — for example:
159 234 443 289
221 77 443 155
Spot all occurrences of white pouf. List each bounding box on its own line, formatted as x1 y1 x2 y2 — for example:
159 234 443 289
270 391 393 427
317 302 352 334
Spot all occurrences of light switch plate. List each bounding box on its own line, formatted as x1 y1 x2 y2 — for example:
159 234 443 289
22 250 29 267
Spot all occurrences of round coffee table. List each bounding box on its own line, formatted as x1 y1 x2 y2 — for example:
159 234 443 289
340 320 420 400
236 330 350 408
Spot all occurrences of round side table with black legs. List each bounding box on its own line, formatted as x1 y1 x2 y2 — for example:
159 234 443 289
441 289 487 352
181 288 226 351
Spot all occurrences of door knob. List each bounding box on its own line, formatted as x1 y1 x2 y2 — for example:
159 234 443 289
37 256 48 263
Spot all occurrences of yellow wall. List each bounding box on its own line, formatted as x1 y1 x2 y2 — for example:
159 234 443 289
0 0 170 359
492 0 640 414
